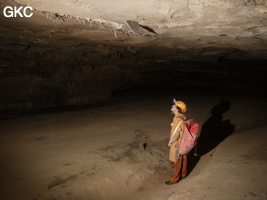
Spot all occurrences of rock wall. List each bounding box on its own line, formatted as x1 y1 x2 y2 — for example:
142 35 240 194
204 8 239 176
1 37 266 111
0 0 267 110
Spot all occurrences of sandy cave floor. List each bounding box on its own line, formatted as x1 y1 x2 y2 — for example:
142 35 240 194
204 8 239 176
0 90 267 200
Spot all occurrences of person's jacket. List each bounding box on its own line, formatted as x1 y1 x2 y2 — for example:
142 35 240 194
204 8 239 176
169 113 185 162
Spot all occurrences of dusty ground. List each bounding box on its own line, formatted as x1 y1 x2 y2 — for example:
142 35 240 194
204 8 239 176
0 90 267 200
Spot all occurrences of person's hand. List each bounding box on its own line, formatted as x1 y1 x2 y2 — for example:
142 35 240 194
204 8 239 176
168 142 171 147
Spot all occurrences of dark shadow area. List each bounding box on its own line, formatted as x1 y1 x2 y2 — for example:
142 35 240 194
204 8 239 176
187 99 235 174
139 25 157 34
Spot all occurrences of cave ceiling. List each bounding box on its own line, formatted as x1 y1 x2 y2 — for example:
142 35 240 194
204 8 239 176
1 0 267 57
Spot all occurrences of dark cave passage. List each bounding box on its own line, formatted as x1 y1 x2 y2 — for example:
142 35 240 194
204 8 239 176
1 37 266 112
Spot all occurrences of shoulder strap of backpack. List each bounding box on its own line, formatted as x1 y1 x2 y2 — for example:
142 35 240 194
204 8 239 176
176 116 186 121
170 120 183 142
171 116 185 138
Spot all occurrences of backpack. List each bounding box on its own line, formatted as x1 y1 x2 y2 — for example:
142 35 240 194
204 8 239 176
177 117 200 155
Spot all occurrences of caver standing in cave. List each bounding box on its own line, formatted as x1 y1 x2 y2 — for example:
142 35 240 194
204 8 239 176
165 100 188 185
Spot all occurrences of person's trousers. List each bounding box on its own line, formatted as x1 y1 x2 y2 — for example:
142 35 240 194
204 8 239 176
169 155 187 182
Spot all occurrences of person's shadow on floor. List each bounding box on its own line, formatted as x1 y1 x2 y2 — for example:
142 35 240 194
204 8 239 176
187 99 235 174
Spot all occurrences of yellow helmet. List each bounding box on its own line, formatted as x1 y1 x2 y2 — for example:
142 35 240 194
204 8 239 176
175 100 187 112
